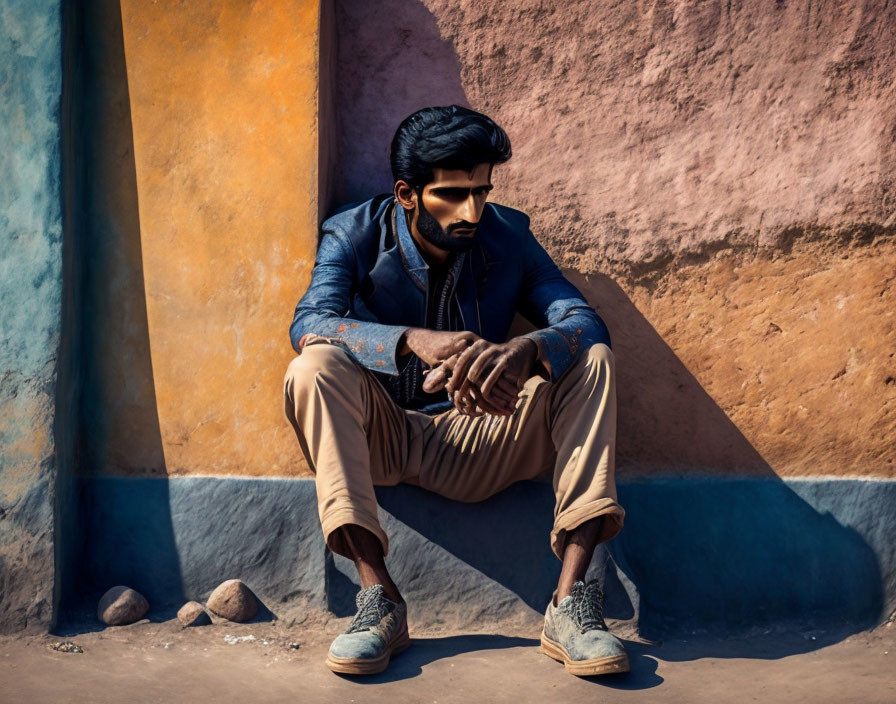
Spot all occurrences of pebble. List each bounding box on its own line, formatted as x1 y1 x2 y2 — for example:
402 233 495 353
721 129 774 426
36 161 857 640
223 634 255 645
49 641 83 653
97 586 149 626
206 579 258 623
177 600 211 627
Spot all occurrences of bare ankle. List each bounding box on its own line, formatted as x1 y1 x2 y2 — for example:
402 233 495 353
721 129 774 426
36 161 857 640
336 525 404 604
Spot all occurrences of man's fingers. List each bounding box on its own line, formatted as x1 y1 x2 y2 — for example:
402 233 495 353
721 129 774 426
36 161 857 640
446 348 476 394
466 348 500 386
480 358 510 399
486 382 516 406
454 376 478 414
471 386 511 416
453 386 478 416
487 384 516 403
495 375 521 396
482 373 516 405
447 340 489 393
422 353 460 393
439 352 460 377
450 333 477 356
422 364 450 393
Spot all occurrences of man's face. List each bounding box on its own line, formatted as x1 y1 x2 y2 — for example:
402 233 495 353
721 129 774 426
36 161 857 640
412 163 494 253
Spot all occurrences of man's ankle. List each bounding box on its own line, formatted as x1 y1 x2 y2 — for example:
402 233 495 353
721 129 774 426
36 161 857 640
382 585 404 604
358 579 403 605
555 579 580 604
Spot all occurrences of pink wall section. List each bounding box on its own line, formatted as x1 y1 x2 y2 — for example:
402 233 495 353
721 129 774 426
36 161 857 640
329 0 895 477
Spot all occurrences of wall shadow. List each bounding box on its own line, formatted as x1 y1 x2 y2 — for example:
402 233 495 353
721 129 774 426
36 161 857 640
56 0 182 630
567 271 772 474
331 0 469 208
326 0 888 655
570 272 885 634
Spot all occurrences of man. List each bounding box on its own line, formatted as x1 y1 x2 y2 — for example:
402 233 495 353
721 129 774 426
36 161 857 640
283 106 627 677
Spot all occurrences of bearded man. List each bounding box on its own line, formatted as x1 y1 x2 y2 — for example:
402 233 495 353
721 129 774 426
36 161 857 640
283 105 628 677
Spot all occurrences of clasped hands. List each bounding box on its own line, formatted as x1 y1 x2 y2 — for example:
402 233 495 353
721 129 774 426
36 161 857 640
401 329 539 417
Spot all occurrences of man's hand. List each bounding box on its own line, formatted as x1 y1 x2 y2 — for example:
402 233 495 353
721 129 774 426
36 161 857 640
402 329 539 417
445 337 539 417
400 328 479 367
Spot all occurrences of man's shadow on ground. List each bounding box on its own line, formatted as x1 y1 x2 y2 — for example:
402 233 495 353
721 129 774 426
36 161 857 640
334 634 663 689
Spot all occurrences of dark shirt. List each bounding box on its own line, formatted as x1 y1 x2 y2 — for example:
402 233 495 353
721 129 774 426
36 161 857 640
386 253 464 410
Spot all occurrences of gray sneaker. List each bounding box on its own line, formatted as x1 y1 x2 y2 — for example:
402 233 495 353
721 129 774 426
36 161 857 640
326 584 410 675
541 580 630 676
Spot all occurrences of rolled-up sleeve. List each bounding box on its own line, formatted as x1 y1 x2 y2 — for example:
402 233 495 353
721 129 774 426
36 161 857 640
289 230 408 375
516 228 611 382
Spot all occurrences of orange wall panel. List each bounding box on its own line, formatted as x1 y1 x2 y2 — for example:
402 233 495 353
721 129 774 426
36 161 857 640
107 1 319 476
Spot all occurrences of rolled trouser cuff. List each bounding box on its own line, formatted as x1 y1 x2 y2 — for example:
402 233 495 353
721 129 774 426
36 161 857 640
320 504 390 558
551 498 625 560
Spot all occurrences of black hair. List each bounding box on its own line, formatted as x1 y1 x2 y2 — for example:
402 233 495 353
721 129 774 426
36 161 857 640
390 105 512 190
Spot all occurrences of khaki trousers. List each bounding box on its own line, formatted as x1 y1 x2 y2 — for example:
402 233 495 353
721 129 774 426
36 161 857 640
283 340 624 561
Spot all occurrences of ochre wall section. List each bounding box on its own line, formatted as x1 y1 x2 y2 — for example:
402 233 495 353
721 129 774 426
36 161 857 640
87 1 318 476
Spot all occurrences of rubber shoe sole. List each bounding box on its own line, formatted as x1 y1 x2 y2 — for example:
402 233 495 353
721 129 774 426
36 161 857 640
326 627 411 675
540 630 630 676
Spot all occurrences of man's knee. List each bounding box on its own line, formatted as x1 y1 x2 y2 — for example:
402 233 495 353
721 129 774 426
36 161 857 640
284 342 359 396
555 343 614 400
584 342 614 370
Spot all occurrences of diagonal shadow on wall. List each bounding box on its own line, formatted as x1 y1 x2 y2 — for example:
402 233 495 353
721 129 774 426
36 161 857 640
327 0 886 654
568 272 884 635
327 0 469 210
57 0 183 630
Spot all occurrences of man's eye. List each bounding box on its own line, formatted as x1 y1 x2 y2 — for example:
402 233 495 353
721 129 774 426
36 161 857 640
473 187 492 197
438 189 469 200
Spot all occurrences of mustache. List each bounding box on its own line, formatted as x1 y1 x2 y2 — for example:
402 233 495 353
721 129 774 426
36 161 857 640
447 221 478 234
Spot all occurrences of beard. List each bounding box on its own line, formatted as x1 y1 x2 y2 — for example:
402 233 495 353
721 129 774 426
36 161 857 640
415 198 478 252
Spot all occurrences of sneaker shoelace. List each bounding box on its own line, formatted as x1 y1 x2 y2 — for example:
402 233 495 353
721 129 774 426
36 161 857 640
563 580 608 633
346 584 394 634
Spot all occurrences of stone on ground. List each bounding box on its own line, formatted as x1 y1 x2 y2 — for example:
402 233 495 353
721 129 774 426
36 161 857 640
177 601 211 627
206 579 258 622
97 586 149 626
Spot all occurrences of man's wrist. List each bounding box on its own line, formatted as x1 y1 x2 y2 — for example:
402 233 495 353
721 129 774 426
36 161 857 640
398 327 418 356
516 334 548 379
512 336 541 375
522 336 539 357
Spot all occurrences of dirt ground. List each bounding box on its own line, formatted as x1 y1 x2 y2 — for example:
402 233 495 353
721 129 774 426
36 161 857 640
2 615 894 704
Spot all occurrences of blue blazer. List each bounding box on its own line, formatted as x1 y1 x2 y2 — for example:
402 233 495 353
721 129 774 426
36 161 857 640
290 195 610 387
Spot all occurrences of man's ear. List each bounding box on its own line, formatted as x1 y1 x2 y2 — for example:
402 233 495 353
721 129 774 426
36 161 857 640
394 180 417 211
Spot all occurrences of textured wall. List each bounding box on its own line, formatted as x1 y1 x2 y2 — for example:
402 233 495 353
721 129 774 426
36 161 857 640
75 475 896 631
0 0 62 631
333 0 896 477
77 0 320 477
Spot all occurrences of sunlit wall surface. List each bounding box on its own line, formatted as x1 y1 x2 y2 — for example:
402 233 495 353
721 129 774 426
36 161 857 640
73 0 320 477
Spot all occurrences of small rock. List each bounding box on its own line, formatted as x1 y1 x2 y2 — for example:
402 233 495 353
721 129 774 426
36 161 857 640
206 579 258 623
223 634 256 645
177 600 211 627
49 641 84 653
97 586 149 626
289 642 301 650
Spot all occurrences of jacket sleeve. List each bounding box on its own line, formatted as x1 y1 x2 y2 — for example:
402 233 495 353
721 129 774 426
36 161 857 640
516 228 611 382
289 229 408 375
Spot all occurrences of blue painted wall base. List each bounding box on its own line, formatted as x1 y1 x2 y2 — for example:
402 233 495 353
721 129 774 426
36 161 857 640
64 476 896 637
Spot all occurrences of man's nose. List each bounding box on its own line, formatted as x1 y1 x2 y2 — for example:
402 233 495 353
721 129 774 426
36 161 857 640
459 193 480 223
